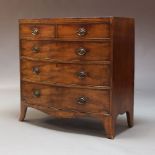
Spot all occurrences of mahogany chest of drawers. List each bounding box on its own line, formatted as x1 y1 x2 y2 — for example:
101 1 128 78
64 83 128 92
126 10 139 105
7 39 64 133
19 17 134 139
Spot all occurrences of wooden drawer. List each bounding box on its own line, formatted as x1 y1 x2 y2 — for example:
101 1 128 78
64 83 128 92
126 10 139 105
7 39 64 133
22 81 110 113
21 59 111 86
57 23 110 39
20 24 55 39
21 40 111 61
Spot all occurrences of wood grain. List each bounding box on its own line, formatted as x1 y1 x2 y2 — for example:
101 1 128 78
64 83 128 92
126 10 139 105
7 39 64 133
20 24 55 39
57 23 110 39
111 17 134 126
19 17 111 24
21 59 111 86
21 40 111 61
22 81 110 113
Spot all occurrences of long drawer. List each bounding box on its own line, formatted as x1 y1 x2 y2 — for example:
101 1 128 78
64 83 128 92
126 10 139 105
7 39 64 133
21 40 111 61
21 81 110 113
21 59 110 86
21 59 111 86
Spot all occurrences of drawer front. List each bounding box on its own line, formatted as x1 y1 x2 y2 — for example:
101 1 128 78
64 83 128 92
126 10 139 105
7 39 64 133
21 81 110 113
21 40 111 61
21 60 110 86
57 23 110 39
20 24 55 39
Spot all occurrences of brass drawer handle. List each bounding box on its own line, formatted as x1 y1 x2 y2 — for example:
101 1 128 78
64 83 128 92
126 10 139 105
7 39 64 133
32 67 40 74
32 46 40 53
76 71 87 79
76 96 89 105
76 47 87 56
33 89 41 97
76 27 87 37
32 27 39 36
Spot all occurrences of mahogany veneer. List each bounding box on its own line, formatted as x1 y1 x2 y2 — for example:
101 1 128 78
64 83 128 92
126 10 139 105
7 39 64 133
19 17 134 139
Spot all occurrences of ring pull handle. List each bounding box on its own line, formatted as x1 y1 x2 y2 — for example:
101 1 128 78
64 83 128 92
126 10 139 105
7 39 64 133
32 46 40 53
33 89 41 97
76 96 89 105
76 71 87 79
76 47 87 56
32 67 40 75
76 27 87 37
32 27 39 36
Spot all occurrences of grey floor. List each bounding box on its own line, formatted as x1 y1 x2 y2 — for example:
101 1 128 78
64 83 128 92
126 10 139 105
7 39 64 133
0 88 155 155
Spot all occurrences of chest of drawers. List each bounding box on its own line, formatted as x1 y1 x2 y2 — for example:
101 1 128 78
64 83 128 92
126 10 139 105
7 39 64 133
19 17 134 139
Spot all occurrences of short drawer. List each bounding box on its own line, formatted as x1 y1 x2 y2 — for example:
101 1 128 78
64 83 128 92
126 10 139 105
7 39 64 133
21 59 111 86
20 24 55 39
57 23 110 39
21 81 110 113
21 40 111 61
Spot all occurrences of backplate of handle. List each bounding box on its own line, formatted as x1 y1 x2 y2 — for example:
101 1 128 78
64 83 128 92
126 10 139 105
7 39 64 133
32 46 40 53
32 27 39 36
32 67 40 74
76 96 89 105
76 71 87 79
76 27 87 37
33 89 41 97
76 47 87 56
